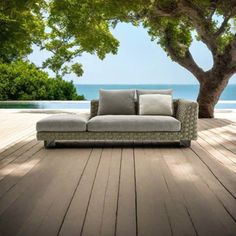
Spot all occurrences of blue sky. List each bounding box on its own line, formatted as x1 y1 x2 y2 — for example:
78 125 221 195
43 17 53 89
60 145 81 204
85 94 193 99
29 23 236 84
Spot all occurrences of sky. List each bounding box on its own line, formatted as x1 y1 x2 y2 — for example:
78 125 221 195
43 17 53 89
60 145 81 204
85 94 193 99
29 23 236 85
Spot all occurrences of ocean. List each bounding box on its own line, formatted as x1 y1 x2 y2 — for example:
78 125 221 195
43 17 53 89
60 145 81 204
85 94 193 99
76 84 236 109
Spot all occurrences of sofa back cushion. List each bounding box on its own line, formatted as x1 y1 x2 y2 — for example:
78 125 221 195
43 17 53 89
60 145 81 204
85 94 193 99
139 94 173 116
137 89 172 100
97 89 136 115
90 99 179 118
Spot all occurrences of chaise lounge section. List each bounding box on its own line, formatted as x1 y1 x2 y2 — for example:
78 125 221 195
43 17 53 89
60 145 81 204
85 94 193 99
36 98 198 148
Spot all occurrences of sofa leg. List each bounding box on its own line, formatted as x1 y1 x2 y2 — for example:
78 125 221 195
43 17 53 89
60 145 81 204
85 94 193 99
180 140 191 147
44 140 56 148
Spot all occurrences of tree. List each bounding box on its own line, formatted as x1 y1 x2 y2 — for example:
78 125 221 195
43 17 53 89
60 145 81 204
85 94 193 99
47 0 236 118
0 60 84 100
0 0 46 62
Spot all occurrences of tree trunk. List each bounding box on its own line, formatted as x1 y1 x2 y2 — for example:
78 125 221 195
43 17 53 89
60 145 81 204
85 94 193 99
197 75 229 118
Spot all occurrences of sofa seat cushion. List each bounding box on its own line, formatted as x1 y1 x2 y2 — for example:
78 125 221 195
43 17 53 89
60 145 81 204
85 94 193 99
36 114 88 132
87 115 181 132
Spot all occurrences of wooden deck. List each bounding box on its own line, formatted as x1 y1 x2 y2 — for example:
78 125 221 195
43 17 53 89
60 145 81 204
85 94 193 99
0 110 236 236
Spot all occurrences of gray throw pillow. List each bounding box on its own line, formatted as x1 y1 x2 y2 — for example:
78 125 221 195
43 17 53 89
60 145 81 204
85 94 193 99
139 94 173 116
98 89 136 115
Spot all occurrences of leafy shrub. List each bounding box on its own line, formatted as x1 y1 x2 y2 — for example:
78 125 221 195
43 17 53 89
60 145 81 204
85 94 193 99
0 60 84 100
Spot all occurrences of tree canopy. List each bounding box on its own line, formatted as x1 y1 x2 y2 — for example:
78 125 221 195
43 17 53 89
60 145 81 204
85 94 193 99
0 0 46 62
2 0 236 79
46 0 236 76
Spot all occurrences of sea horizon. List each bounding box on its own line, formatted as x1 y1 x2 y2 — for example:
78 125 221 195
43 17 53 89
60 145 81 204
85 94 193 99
75 84 236 102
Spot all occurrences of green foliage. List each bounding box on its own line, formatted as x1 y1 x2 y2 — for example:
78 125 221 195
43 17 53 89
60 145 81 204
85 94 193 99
0 0 46 62
0 60 84 100
43 0 121 77
145 17 193 59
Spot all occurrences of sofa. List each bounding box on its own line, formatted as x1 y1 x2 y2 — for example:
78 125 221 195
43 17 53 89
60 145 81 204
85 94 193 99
36 89 198 148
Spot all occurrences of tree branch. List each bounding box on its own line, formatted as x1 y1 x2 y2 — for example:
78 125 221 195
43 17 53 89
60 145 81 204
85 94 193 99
177 0 218 53
209 35 236 79
215 13 233 37
173 50 205 81
152 0 218 54
164 30 204 82
208 9 215 20
208 0 219 19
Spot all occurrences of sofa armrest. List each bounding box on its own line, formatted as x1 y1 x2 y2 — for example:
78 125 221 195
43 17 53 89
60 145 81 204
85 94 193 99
90 100 99 118
176 99 198 139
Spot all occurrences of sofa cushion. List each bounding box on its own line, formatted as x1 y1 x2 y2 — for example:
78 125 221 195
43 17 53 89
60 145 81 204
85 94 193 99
139 94 173 116
98 89 136 115
87 115 181 132
36 114 88 132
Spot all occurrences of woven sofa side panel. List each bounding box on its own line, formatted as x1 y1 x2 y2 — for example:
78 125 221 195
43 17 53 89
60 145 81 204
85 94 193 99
176 100 198 140
90 100 99 118
90 99 179 117
37 131 183 141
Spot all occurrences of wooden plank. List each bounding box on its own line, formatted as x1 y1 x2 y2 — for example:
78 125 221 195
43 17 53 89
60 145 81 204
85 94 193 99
0 147 45 198
205 119 236 143
0 149 52 217
116 148 136 236
0 149 83 235
196 136 236 173
162 148 232 236
0 150 91 235
191 142 236 197
0 142 42 182
134 148 173 236
211 119 236 136
17 148 92 236
58 148 102 236
200 119 236 154
0 133 35 158
0 140 41 175
0 120 34 143
152 148 199 236
99 149 121 236
157 163 198 235
81 148 113 235
81 148 121 236
182 147 236 231
213 118 236 126
0 113 46 150
0 127 35 151
198 120 236 164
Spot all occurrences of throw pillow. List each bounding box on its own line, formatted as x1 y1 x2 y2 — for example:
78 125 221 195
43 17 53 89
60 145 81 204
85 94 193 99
139 94 173 116
98 89 136 115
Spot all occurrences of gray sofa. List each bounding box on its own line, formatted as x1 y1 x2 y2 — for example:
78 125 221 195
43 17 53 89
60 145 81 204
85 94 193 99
36 98 198 148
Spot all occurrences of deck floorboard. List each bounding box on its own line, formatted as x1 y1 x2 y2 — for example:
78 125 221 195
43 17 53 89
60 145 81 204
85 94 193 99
0 111 236 236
